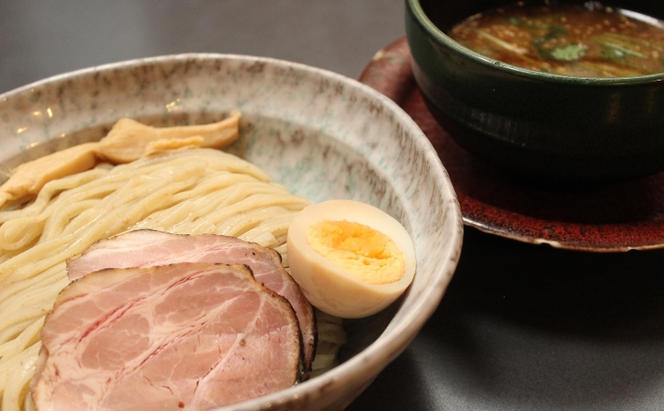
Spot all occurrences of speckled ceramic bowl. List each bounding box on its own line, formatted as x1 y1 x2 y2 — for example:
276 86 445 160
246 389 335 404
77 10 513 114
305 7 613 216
0 54 463 410
406 0 664 181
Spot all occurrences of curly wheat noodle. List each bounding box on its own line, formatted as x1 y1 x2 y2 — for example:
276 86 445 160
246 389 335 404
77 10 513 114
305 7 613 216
214 206 301 238
0 321 33 346
0 168 109 225
0 268 64 309
1 343 40 410
0 270 68 328
133 178 287 230
0 147 346 411
0 167 205 283
0 318 43 360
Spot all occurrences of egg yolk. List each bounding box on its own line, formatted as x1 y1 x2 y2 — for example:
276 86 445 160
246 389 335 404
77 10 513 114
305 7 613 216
306 220 405 285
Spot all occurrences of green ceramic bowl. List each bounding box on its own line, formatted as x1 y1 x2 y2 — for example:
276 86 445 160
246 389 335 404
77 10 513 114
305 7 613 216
405 0 664 181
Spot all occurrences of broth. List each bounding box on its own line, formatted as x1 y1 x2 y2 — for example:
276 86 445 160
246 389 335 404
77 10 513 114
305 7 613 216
449 2 664 77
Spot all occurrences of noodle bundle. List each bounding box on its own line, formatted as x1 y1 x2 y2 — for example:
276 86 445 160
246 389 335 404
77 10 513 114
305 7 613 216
0 146 334 411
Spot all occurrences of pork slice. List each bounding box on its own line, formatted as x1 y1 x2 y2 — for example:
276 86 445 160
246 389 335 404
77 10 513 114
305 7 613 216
67 229 317 371
33 262 301 411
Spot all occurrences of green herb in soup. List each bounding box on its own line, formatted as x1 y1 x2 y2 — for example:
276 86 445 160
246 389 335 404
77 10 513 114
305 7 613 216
449 2 664 77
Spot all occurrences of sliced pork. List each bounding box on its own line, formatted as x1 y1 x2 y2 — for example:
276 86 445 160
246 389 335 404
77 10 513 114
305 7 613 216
67 230 317 370
33 262 301 411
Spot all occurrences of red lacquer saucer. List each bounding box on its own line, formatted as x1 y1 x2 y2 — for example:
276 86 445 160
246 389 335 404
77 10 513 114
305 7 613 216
359 38 664 252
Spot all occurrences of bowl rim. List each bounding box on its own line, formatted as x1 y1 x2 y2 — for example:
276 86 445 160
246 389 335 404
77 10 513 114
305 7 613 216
0 52 464 410
406 0 664 85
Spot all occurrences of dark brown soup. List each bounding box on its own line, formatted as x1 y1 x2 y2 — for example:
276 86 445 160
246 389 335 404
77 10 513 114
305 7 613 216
449 2 664 77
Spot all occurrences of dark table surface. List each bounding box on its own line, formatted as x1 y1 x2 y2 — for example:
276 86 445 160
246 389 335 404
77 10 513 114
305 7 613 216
3 2 664 410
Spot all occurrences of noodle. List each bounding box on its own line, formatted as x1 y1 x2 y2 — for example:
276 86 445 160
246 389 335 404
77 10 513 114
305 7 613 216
0 146 344 410
1 343 40 411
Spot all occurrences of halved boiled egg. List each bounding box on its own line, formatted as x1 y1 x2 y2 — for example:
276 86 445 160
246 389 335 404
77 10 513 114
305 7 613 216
287 199 416 318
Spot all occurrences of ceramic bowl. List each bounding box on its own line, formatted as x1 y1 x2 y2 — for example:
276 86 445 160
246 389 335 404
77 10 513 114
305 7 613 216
0 54 463 410
405 0 664 181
